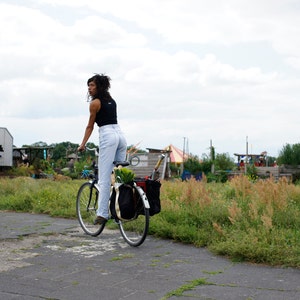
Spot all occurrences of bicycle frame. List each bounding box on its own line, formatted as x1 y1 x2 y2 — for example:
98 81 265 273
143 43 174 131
87 180 98 212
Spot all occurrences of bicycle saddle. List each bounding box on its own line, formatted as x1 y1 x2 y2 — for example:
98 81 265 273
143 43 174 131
113 161 130 167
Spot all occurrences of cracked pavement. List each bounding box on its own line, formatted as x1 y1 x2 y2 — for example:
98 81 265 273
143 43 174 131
0 211 299 300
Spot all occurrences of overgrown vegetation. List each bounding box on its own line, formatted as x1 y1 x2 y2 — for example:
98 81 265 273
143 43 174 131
153 176 300 267
1 175 300 268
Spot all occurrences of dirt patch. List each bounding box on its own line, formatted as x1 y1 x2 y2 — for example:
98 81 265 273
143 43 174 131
0 229 127 272
0 235 45 272
0 234 80 272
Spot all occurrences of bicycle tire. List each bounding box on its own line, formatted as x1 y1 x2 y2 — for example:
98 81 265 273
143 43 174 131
76 182 105 236
118 185 150 247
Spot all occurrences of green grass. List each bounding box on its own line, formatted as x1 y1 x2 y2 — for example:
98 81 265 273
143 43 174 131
0 177 78 218
161 278 212 299
1 175 300 267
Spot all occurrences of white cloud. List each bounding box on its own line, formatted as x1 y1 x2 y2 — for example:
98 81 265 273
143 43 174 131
0 0 300 158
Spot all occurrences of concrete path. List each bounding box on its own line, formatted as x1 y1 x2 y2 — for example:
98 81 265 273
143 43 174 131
0 211 299 300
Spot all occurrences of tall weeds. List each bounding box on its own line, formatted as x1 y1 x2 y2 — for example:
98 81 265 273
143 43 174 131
154 175 300 267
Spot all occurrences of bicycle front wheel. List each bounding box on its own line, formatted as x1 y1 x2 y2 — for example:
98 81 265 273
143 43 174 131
76 182 105 236
118 185 150 247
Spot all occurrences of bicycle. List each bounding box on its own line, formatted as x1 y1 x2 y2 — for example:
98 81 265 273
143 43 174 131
80 168 93 179
76 147 150 247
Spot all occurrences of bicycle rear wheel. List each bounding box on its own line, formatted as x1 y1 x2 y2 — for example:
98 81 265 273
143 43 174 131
76 182 105 236
118 185 150 247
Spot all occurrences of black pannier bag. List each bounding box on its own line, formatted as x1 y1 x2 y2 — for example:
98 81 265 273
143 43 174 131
109 187 117 219
145 179 161 216
110 183 136 221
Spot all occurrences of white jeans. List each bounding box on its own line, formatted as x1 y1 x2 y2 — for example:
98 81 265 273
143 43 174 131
96 124 127 219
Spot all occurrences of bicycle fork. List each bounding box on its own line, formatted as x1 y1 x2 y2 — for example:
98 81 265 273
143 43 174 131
87 181 98 212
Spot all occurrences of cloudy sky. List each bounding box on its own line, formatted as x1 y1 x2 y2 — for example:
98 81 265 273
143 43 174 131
1 0 300 158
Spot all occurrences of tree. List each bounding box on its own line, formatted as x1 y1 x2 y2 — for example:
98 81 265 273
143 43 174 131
214 153 235 171
277 143 300 166
184 154 212 175
184 155 203 174
51 142 69 161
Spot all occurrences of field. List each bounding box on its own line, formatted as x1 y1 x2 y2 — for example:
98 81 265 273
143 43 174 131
1 175 300 267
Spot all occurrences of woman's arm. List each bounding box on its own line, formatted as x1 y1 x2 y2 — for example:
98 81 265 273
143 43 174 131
78 99 101 151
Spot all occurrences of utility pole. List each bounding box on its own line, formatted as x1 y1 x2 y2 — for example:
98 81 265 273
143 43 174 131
186 137 189 158
181 137 186 175
210 139 215 174
245 136 248 175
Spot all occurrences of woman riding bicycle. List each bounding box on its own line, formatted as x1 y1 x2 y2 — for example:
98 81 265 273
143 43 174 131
77 74 127 225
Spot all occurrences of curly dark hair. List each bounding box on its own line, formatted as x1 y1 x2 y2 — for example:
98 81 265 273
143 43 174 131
87 73 111 100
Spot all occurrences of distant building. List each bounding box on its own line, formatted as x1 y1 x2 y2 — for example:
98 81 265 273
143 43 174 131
127 148 169 180
0 127 13 167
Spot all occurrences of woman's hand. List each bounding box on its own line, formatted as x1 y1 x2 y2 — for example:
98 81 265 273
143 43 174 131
77 145 85 152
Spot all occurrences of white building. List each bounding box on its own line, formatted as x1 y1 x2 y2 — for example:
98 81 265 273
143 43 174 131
0 127 13 167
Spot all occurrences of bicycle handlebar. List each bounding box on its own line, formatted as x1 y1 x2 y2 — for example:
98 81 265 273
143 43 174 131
85 147 99 156
85 147 97 151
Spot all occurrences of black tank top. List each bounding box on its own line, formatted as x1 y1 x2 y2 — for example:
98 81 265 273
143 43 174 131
95 98 118 127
